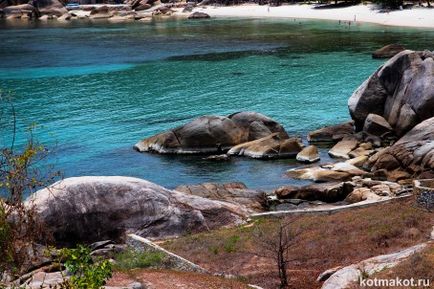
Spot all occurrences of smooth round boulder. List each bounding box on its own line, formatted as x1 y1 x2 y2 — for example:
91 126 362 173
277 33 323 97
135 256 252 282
26 176 248 245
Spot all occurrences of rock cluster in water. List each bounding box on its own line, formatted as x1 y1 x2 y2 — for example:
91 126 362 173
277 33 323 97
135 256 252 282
134 111 300 159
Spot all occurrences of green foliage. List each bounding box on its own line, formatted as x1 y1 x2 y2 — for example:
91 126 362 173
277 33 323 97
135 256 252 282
59 245 112 289
113 249 165 271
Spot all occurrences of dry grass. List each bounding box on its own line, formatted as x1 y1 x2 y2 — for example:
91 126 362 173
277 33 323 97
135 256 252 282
107 269 250 289
162 198 434 289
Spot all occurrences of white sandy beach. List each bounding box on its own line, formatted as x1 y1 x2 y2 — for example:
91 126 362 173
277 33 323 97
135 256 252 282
194 3 434 28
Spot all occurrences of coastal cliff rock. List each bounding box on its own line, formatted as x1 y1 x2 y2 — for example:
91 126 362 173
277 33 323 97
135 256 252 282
134 112 288 154
349 50 434 135
26 176 248 245
367 117 434 176
227 133 303 159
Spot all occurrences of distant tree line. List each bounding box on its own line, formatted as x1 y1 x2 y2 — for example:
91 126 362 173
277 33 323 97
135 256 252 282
191 0 431 9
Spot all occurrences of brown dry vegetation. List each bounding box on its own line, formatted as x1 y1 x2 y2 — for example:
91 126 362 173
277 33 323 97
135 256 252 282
162 198 434 289
107 269 250 289
352 243 434 289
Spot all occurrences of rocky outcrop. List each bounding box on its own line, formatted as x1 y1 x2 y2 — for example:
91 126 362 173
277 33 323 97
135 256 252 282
227 133 303 159
372 44 405 59
134 112 288 154
175 182 266 212
296 145 320 163
349 50 434 135
307 121 354 143
26 176 248 245
367 117 434 177
188 11 210 19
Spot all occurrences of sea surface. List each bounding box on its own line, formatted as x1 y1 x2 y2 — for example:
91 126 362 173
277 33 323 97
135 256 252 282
1 17 433 190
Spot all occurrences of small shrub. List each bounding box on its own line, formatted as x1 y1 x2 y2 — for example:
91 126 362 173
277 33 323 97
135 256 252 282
114 249 165 271
59 245 112 289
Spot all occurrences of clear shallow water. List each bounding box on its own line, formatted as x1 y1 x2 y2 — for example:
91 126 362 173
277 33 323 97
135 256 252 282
1 18 433 189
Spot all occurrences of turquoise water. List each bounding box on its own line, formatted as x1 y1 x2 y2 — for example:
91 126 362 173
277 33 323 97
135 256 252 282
1 18 433 189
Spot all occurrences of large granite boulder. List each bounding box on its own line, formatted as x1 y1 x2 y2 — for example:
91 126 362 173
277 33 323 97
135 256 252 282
134 112 288 154
26 176 248 245
227 133 303 159
349 50 434 135
367 117 434 176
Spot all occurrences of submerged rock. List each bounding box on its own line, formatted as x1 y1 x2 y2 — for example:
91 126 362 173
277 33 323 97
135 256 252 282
26 176 248 245
349 50 434 135
372 44 405 59
134 112 288 154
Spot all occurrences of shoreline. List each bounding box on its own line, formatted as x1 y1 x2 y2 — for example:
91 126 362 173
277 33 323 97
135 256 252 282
194 3 434 29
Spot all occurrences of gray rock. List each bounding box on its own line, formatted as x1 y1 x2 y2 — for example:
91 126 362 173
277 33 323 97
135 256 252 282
26 176 248 245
